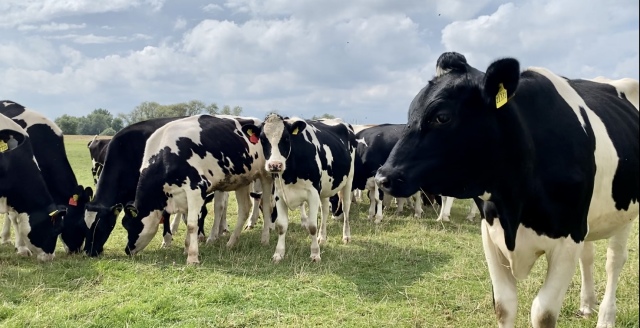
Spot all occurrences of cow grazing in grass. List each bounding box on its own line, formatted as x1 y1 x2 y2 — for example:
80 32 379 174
252 114 356 263
122 115 273 265
376 52 639 327
87 135 111 186
1 101 92 254
0 115 66 261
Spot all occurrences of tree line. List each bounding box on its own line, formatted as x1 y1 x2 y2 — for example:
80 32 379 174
55 100 243 136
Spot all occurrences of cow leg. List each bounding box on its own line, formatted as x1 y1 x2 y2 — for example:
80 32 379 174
467 200 480 221
395 197 406 215
259 177 274 245
185 193 205 265
308 195 322 262
161 210 173 248
367 185 376 220
1 214 11 244
300 203 309 230
340 181 353 244
596 221 633 328
272 194 290 263
530 243 582 328
170 213 182 235
246 180 263 230
578 241 597 317
227 185 251 248
437 196 454 222
413 191 423 218
481 220 517 328
206 191 227 244
197 204 207 242
220 192 229 234
373 186 384 224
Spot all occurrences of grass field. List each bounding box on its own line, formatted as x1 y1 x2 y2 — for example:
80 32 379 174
1 135 638 327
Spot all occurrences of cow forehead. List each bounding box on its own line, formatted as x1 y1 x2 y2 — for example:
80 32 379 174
410 76 478 118
263 119 285 141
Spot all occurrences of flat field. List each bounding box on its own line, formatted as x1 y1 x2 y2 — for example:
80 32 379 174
1 135 638 327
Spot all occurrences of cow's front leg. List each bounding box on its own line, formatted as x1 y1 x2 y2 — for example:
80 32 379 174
272 196 290 263
436 196 454 222
259 177 274 245
9 213 31 256
578 241 597 317
185 193 205 265
308 194 322 262
1 214 11 244
227 185 251 248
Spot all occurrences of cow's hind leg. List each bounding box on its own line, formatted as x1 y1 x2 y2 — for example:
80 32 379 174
341 178 353 243
437 196 454 222
308 194 322 262
481 221 517 328
578 241 597 317
596 221 633 328
227 185 251 248
206 191 227 244
170 213 182 235
1 214 11 244
160 211 173 248
530 242 582 328
317 195 329 245
185 192 206 265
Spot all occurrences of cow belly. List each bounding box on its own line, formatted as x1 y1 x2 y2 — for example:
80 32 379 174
276 180 314 209
586 202 639 241
485 219 579 280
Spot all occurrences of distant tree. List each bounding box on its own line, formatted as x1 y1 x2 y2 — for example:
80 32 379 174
100 127 116 136
77 108 113 135
55 115 80 134
219 105 243 115
311 113 336 120
185 100 207 116
205 103 219 115
111 117 124 132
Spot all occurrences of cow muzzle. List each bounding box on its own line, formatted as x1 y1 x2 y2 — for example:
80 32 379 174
267 161 284 173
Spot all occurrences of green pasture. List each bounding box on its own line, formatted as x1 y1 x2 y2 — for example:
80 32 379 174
0 135 638 327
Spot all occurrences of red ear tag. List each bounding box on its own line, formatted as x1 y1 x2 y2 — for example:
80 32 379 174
249 134 259 144
68 197 78 206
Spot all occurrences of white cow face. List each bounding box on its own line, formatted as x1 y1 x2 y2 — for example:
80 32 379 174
255 113 307 174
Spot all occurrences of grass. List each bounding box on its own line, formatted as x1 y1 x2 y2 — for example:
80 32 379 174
1 135 638 328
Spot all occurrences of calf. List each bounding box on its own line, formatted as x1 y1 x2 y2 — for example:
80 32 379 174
0 115 66 261
87 135 111 186
1 101 92 253
253 114 356 262
122 115 273 264
376 52 639 327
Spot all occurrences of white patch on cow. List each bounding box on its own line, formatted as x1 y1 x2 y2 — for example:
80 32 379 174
84 210 97 229
356 138 367 146
322 144 334 167
316 118 345 126
591 76 639 110
12 109 63 136
263 115 287 171
352 124 377 134
10 211 51 261
479 192 492 201
131 210 163 254
527 67 588 132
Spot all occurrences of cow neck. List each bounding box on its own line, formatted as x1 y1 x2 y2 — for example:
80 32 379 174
274 141 296 210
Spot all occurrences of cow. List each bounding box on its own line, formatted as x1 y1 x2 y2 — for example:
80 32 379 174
0 115 66 261
375 52 639 327
87 135 111 186
250 113 357 263
0 101 92 254
436 196 480 222
84 117 186 256
121 114 273 265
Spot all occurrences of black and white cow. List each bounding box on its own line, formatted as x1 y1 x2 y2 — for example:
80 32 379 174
0 115 66 261
121 114 273 264
252 114 356 263
0 101 92 254
376 52 639 327
84 117 186 256
87 135 111 186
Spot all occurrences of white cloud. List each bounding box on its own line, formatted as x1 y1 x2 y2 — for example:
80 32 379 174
17 22 86 32
47 33 152 44
203 4 223 12
174 17 187 30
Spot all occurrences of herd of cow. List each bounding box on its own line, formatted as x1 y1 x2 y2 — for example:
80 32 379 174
0 52 638 328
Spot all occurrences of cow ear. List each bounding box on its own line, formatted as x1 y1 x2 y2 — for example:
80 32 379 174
124 202 138 218
289 120 307 136
482 58 520 109
241 124 261 144
84 186 94 201
111 203 123 217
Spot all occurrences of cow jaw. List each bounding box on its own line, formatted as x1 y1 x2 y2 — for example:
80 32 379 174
129 210 162 254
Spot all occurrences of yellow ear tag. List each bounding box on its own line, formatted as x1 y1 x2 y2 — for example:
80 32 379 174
292 127 299 135
131 210 138 218
0 141 7 152
247 128 253 136
49 210 59 216
496 83 508 108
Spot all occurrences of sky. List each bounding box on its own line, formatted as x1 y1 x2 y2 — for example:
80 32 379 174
1 0 638 125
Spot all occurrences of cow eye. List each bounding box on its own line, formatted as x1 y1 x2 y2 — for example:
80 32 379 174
434 114 450 124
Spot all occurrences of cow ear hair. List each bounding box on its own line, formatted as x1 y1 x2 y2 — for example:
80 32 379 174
111 203 123 216
482 58 520 109
124 202 138 218
288 120 307 136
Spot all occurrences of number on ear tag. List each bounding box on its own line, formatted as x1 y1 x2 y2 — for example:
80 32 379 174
496 83 508 108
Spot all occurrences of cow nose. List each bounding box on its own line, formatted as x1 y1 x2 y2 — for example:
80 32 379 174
268 161 283 172
374 173 390 190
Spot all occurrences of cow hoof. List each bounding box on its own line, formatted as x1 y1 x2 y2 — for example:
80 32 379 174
466 216 475 221
198 234 206 243
317 236 327 245
244 224 254 230
414 211 424 218
342 236 351 244
576 309 592 318
436 216 450 222
16 247 32 257
205 237 217 245
225 239 237 248
310 254 321 262
272 253 284 263
186 257 200 265
260 237 269 246
37 253 55 262
1 238 12 245
161 235 173 248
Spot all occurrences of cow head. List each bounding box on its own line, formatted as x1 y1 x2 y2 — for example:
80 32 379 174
83 202 123 256
243 113 305 174
59 185 93 254
122 202 163 256
376 52 520 198
25 205 66 261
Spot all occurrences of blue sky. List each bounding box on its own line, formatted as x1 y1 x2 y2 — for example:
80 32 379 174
1 0 638 124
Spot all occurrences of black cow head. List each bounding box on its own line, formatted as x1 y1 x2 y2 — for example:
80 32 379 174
376 52 520 198
242 113 305 174
27 205 66 260
83 202 122 256
60 185 93 254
